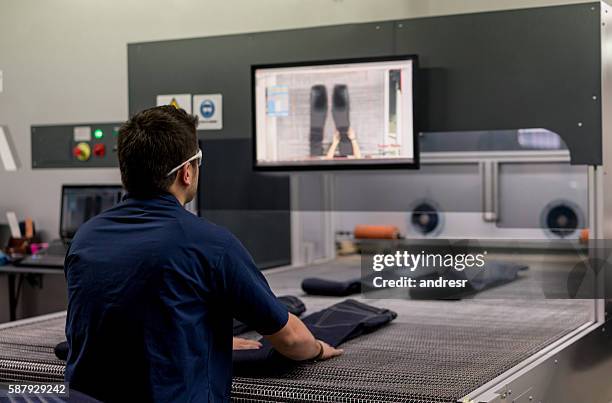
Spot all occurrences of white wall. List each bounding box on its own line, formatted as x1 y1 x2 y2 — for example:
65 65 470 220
0 0 597 322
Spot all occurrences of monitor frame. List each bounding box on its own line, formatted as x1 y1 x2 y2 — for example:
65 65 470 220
251 54 420 172
59 184 124 240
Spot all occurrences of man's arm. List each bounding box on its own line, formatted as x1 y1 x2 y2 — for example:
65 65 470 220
264 314 343 361
219 233 343 361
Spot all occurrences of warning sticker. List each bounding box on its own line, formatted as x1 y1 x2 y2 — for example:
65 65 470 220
156 94 192 114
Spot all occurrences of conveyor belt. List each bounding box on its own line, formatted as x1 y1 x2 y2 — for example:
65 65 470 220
0 257 593 402
232 301 589 402
0 313 65 384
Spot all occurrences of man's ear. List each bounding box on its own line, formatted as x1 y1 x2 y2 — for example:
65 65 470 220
179 163 192 186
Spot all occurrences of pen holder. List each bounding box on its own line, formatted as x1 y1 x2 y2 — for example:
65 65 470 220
5 237 31 257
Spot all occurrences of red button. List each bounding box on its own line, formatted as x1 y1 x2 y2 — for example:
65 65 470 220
93 144 106 157
73 142 91 161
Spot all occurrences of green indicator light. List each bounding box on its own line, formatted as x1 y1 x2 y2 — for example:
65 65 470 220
94 129 104 139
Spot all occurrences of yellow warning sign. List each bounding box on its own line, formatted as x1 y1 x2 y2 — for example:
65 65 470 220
156 94 192 114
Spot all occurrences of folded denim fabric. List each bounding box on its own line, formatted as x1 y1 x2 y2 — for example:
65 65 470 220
233 295 306 335
409 260 528 300
301 277 361 296
233 299 397 376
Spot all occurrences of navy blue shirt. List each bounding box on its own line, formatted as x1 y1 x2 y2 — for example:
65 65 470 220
64 193 288 402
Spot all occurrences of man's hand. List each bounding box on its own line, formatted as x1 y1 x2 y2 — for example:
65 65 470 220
265 314 344 361
233 337 262 350
316 340 344 360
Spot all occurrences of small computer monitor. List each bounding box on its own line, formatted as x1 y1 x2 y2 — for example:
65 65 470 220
60 185 124 239
252 55 419 170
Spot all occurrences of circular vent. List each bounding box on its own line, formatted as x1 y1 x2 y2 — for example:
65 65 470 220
542 201 581 238
410 202 441 235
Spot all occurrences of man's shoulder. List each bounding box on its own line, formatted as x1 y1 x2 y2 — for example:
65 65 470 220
72 202 238 257
73 211 110 236
173 209 243 251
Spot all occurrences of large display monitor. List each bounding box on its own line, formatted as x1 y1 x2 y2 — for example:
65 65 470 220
252 55 418 170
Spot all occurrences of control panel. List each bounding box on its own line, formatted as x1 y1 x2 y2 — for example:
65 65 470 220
31 123 121 168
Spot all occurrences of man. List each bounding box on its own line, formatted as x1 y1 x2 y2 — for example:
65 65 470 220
64 106 342 402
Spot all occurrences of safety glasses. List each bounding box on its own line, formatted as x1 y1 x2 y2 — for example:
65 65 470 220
165 148 203 177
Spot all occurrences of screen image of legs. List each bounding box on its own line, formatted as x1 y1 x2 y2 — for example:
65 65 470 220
233 299 397 375
332 84 352 156
327 84 361 159
309 85 328 157
309 84 363 160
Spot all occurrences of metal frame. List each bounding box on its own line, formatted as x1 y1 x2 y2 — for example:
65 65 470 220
424 150 575 231
290 174 337 267
420 150 571 164
463 321 601 402
480 160 499 222
290 175 304 266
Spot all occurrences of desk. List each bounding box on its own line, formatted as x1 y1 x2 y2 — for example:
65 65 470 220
0 265 64 321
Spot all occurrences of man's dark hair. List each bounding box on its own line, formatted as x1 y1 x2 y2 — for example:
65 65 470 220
118 106 198 197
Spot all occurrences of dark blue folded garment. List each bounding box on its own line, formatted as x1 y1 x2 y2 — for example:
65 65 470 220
467 261 527 290
301 298 397 344
301 277 361 296
55 340 69 361
233 299 397 375
233 295 306 335
409 260 528 300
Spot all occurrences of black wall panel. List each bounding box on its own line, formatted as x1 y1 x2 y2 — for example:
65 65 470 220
395 3 602 164
128 22 394 141
198 139 290 269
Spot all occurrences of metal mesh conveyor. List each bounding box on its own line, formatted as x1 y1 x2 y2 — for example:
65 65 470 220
232 299 589 402
0 257 592 402
0 313 66 384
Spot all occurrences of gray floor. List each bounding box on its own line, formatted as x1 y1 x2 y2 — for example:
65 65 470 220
0 256 594 402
